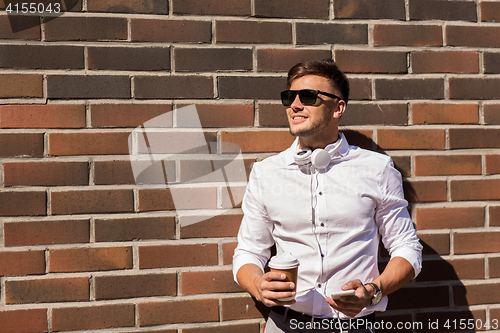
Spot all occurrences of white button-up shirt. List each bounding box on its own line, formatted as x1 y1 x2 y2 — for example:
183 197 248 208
233 133 422 319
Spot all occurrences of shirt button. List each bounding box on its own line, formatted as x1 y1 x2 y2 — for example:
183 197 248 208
320 223 325 227
319 192 323 195
318 284 322 288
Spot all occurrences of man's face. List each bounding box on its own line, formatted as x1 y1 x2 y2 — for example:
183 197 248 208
286 75 344 146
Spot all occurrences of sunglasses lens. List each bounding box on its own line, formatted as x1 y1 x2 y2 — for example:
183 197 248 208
299 90 318 105
281 91 296 106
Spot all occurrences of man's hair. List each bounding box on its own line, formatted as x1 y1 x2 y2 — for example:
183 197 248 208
286 59 350 105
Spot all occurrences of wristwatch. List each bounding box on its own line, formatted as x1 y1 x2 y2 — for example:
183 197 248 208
365 282 382 306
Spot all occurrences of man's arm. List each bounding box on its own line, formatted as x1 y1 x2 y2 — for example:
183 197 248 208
325 257 414 317
236 263 296 307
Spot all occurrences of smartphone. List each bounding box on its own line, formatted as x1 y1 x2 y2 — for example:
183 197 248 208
331 290 356 300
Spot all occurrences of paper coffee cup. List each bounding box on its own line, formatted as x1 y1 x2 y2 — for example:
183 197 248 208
268 253 300 301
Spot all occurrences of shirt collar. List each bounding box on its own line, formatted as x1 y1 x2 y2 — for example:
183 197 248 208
285 132 350 166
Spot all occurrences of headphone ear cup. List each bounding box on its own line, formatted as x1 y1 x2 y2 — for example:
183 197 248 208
311 149 331 169
294 148 312 165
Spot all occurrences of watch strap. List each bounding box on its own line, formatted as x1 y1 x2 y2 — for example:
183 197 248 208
365 282 382 305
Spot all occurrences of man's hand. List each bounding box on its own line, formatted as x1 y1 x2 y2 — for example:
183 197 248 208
256 271 296 307
325 279 371 318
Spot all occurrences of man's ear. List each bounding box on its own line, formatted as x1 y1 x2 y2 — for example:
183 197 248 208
333 100 346 118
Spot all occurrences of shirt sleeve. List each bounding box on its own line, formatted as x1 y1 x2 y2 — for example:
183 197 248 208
375 157 423 277
232 163 275 285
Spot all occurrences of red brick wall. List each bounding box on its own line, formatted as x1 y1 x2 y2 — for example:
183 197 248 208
0 0 499 332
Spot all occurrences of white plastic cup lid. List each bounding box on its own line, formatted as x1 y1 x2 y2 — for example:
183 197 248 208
268 253 300 269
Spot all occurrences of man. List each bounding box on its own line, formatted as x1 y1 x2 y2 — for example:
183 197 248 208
233 59 422 332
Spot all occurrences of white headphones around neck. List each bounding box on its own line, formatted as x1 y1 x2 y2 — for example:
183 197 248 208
294 148 331 169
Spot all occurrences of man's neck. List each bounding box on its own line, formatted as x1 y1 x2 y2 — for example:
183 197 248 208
298 130 340 150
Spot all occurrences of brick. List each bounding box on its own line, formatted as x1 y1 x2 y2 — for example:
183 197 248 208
222 242 237 265
480 1 500 22
486 155 500 174
139 187 217 212
349 78 372 100
135 76 213 99
47 75 130 99
94 160 173 185
255 0 329 19
449 128 500 149
177 104 254 127
415 206 484 230
454 231 500 254
183 324 261 333
258 49 331 73
139 243 218 269
377 129 445 150
4 219 90 246
403 180 447 203
454 283 500 306
258 103 287 127
414 154 482 176
483 53 500 74
412 103 478 124
0 309 47 333
450 78 500 100
484 104 500 124
88 0 168 13
139 299 219 326
48 132 130 156
0 74 42 98
95 273 176 300
340 103 408 126
91 103 172 128
132 19 211 43
173 0 250 15
88 46 170 71
390 155 411 177
51 189 134 215
216 20 291 44
416 310 486 333
221 297 270 320
221 130 294 153
417 258 484 282
417 233 450 255
0 191 46 217
491 206 500 226
409 0 477 21
180 213 242 238
52 304 134 331
135 131 216 154
219 77 284 100
95 216 175 242
343 129 374 150
0 251 45 276
387 286 449 310
4 161 89 186
0 44 83 69
0 15 40 40
181 270 242 294
44 16 127 41
6 277 89 304
447 26 500 47
0 104 86 128
412 51 479 73
334 0 405 19
373 24 442 46
221 186 246 208
489 257 500 278
335 50 407 74
450 179 500 201
375 78 444 100
0 133 43 157
49 247 133 273
178 157 251 183
176 48 252 72
296 23 368 45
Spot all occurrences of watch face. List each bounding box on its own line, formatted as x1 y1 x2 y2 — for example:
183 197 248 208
372 291 382 305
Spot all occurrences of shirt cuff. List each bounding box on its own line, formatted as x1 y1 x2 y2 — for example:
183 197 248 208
232 251 267 285
390 247 422 278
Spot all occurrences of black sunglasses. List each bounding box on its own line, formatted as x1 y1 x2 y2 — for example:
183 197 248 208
280 89 341 106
